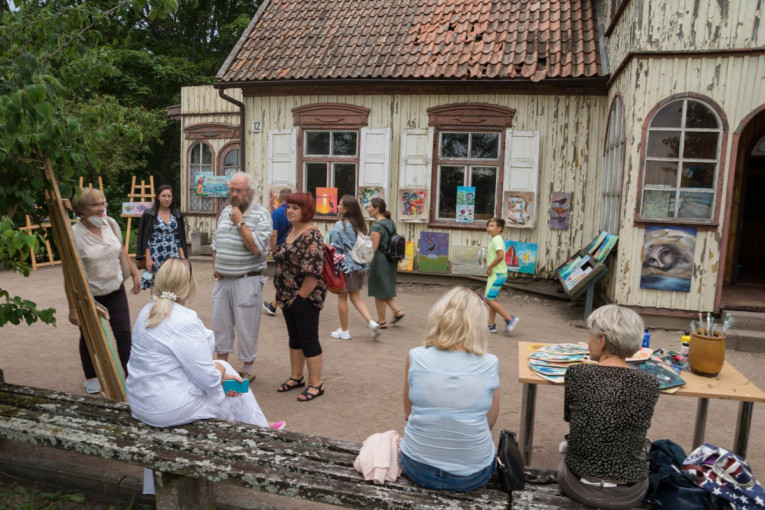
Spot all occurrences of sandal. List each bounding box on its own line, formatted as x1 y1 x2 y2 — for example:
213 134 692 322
378 321 388 330
392 311 406 324
297 384 324 402
277 376 305 393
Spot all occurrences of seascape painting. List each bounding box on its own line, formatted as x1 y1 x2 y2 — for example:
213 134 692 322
640 225 696 292
315 187 338 216
451 244 484 276
504 240 538 275
418 231 449 273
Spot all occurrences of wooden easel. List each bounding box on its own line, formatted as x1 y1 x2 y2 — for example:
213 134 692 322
49 161 126 400
122 176 154 257
78 176 104 193
18 214 79 270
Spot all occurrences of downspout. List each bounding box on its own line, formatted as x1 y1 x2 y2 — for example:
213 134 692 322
218 88 246 173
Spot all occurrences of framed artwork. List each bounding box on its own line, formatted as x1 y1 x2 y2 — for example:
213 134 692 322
451 244 484 276
315 187 338 216
549 192 571 230
418 231 449 273
398 241 415 272
504 240 538 275
503 191 535 228
456 186 476 223
196 174 231 198
399 189 428 221
640 225 696 292
121 202 153 216
269 186 295 211
359 186 385 218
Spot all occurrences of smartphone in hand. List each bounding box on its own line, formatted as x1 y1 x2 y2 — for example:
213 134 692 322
222 379 249 394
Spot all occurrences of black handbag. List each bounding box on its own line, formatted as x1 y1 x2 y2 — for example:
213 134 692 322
496 430 525 492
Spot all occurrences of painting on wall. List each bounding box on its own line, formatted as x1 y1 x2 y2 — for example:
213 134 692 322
399 189 428 221
503 191 535 228
549 192 572 230
315 187 338 216
640 226 696 292
269 185 296 211
359 186 385 218
504 240 538 275
398 241 415 272
451 245 485 276
418 231 449 273
121 202 153 216
456 186 476 223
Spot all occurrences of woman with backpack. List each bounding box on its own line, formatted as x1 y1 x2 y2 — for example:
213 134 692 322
367 198 405 330
330 195 381 340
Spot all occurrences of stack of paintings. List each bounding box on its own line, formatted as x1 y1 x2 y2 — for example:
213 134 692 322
528 344 589 384
586 231 619 262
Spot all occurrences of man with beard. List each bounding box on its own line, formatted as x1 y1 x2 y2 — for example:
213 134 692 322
211 172 272 379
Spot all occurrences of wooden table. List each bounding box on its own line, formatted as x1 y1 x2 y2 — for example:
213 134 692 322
517 341 765 465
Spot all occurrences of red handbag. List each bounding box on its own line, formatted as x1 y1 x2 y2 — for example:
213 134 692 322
322 243 345 294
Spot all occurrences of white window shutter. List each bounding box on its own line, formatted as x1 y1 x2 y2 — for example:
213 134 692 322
359 128 391 191
268 129 297 186
504 130 540 228
399 128 433 189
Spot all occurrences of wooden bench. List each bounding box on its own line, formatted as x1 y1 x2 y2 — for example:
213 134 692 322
0 370 588 509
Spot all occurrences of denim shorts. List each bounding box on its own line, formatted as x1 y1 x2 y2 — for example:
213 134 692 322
400 452 495 492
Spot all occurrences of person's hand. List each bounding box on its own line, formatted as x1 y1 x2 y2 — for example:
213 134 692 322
145 257 154 273
68 309 79 327
130 273 141 294
230 207 244 226
213 269 223 279
219 366 244 397
485 267 492 276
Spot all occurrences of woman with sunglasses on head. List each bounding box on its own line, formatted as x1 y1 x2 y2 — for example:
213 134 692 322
68 187 140 395
135 185 188 290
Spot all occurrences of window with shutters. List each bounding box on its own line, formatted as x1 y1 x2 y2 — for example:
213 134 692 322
601 96 625 234
303 130 359 199
637 96 726 225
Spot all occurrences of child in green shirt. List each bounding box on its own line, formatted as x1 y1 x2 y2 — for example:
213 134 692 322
484 218 519 334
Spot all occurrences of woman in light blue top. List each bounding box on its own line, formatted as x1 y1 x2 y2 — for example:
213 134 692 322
401 286 500 492
329 195 380 340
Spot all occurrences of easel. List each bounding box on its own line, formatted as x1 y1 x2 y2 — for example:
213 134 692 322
18 214 79 270
122 176 154 258
49 161 126 400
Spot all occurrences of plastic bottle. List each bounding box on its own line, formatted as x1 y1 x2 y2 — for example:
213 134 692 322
642 328 651 348
681 330 691 356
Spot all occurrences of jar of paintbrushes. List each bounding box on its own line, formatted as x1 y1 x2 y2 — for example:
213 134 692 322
687 313 734 377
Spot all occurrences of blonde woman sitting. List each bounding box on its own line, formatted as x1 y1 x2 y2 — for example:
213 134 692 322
127 258 273 428
400 286 500 491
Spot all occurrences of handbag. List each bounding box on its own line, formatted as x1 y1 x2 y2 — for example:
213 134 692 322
496 430 525 492
135 257 146 270
349 232 374 264
322 243 346 294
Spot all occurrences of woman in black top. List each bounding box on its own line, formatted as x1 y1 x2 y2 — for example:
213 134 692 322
558 304 659 509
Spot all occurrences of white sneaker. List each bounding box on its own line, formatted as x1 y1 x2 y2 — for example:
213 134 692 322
84 378 101 394
330 328 351 339
368 320 381 340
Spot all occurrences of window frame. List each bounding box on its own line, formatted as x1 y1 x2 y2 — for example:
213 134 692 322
302 130 360 203
635 93 729 228
600 95 626 234
186 141 215 214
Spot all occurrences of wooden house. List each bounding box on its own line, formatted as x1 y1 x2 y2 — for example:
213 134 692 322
176 0 765 316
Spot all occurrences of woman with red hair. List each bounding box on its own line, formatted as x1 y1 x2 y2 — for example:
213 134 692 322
272 192 328 402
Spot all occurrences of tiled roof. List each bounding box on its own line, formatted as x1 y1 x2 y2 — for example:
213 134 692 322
218 0 605 84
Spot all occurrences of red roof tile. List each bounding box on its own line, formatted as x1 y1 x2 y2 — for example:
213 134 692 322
218 0 605 84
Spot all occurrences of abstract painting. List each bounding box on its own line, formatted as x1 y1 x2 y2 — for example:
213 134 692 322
269 185 296 211
640 225 696 292
399 189 428 221
549 192 571 230
358 186 385 218
504 240 538 275
315 187 338 216
121 202 153 216
418 231 449 273
503 191 535 228
398 241 415 272
451 244 484 276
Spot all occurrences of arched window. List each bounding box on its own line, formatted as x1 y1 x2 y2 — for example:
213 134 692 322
639 98 723 222
601 96 625 234
221 146 240 176
189 142 213 212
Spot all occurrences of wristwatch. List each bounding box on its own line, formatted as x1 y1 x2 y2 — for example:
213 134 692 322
235 221 245 229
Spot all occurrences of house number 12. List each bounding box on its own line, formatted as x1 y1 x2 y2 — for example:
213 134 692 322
251 121 262 133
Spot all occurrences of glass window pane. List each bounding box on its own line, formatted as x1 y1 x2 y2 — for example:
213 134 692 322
683 132 719 159
189 195 212 212
470 133 499 159
190 144 200 165
642 190 675 218
306 132 330 155
201 145 212 165
685 101 718 128
332 132 357 156
681 162 715 188
305 162 327 197
224 149 240 167
644 160 678 186
470 166 498 219
333 163 356 200
678 192 713 219
438 165 465 218
647 131 681 158
441 133 469 158
651 102 683 128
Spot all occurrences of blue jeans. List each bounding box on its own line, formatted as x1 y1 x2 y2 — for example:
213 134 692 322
399 452 494 492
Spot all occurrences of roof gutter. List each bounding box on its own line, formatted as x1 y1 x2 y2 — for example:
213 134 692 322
217 88 246 175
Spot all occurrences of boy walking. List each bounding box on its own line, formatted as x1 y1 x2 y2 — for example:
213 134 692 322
484 217 519 334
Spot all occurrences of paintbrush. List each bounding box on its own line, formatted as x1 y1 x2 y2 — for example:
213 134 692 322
698 312 704 334
722 313 735 334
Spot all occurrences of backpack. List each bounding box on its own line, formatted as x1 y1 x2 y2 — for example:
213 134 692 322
349 232 374 265
379 223 406 263
321 243 345 294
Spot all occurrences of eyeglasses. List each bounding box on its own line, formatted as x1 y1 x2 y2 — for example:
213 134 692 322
87 201 107 208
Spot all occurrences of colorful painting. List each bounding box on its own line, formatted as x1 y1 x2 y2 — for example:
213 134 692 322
121 202 153 216
503 191 536 228
359 186 385 218
640 225 696 292
196 174 232 198
549 192 571 230
195 172 213 196
418 231 449 273
399 189 428 221
504 240 538 275
269 186 295 211
456 186 476 223
315 187 338 216
451 244 484 276
398 241 415 272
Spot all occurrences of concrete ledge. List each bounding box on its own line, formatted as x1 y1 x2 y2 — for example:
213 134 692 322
726 330 765 353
